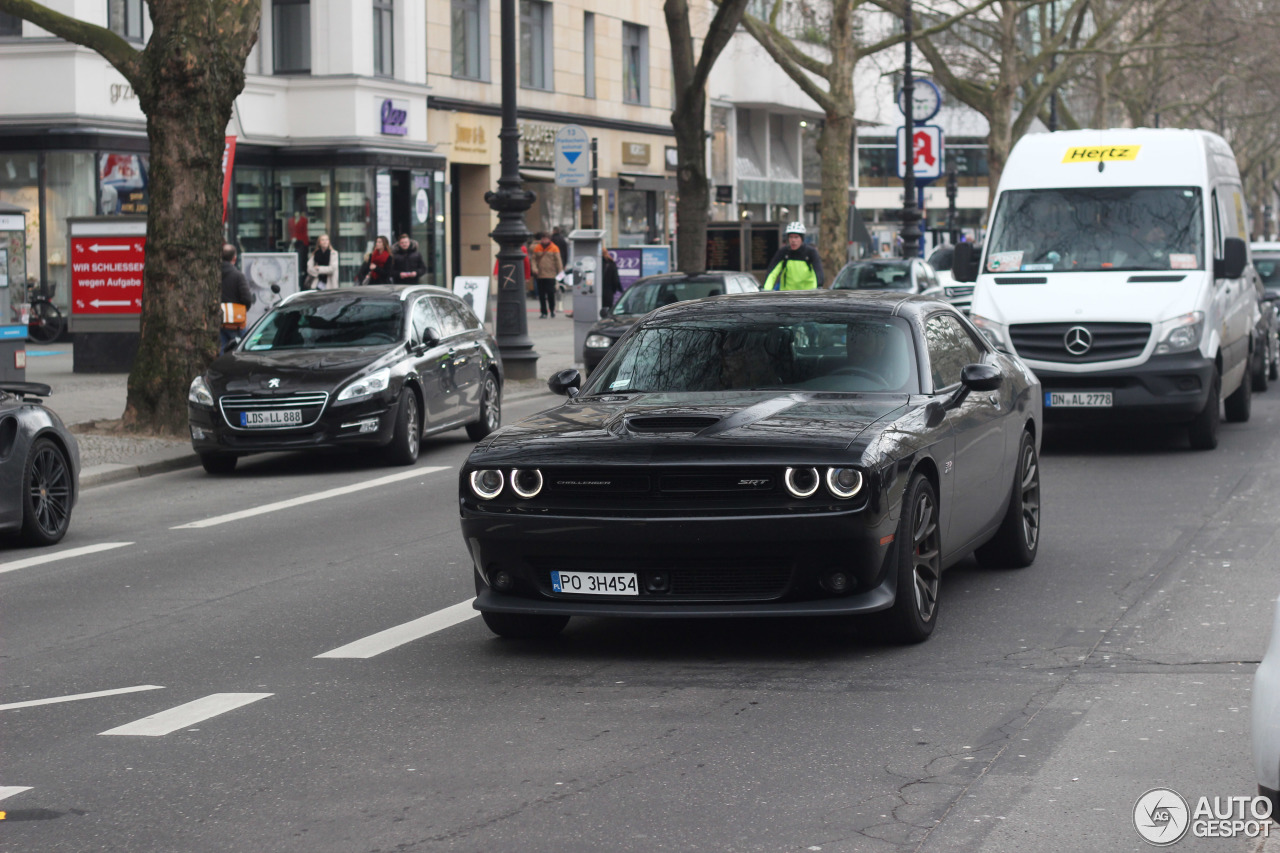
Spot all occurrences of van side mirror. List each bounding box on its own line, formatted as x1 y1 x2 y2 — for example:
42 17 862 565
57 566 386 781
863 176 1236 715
951 242 979 282
1217 237 1247 280
548 368 582 398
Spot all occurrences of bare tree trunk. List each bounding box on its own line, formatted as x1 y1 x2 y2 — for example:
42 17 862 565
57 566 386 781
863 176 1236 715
816 3 855 280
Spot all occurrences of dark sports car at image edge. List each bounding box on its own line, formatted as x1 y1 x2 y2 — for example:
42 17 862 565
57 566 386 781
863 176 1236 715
459 291 1043 643
0 382 80 546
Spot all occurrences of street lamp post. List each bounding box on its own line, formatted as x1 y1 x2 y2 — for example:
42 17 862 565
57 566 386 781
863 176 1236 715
484 0 538 380
899 0 922 259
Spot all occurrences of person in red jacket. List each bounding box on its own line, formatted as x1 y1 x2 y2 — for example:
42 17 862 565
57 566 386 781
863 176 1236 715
493 245 533 287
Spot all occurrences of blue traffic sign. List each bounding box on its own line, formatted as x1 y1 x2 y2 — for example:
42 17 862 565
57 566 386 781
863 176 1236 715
555 125 591 188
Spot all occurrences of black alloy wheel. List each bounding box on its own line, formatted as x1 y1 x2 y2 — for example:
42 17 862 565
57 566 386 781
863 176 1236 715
976 430 1041 568
1188 366 1220 450
200 453 237 475
885 473 941 643
20 438 72 545
481 611 570 640
385 388 421 466
466 371 502 441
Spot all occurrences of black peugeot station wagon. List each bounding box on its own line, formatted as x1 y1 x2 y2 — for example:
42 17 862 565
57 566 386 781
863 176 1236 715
188 285 502 474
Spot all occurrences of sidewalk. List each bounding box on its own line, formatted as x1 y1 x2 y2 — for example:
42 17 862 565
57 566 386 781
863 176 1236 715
25 303 581 489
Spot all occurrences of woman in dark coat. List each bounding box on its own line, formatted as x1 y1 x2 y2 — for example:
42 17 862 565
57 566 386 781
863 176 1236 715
362 236 394 284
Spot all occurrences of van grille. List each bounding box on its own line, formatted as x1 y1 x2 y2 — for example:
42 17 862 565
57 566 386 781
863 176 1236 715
1009 322 1151 364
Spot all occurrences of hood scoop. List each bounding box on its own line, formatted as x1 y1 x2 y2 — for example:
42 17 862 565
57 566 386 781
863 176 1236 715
625 415 722 433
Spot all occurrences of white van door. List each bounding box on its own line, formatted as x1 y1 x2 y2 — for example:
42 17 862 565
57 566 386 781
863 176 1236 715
1212 187 1251 388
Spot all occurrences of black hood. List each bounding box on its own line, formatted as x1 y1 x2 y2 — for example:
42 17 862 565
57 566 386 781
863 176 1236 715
586 313 640 339
208 346 397 394
472 390 911 465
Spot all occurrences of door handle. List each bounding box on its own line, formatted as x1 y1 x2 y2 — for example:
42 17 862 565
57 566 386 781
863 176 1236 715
987 394 999 406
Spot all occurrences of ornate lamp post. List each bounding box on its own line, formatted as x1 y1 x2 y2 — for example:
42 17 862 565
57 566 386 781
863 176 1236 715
899 0 922 259
484 0 538 380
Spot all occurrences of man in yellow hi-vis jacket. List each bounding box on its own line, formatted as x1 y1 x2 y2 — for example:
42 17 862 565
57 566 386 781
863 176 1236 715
764 222 824 290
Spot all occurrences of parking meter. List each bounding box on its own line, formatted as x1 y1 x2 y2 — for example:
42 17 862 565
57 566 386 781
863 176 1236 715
568 229 606 365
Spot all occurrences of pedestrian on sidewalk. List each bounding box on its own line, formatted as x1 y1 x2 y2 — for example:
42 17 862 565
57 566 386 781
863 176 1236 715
360 236 395 285
530 232 563 318
304 233 339 290
550 226 570 261
220 243 255 353
392 233 428 284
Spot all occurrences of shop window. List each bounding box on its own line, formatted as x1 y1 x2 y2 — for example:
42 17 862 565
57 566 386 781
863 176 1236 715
373 0 394 78
108 0 143 42
275 168 329 284
231 166 272 254
583 12 595 99
0 154 40 298
519 0 552 91
623 22 648 105
0 11 23 37
451 0 488 80
45 153 96 312
273 0 311 75
99 153 149 215
335 167 374 288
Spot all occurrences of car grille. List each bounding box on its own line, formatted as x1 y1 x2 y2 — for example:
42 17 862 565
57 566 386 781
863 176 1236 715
219 392 330 430
1009 322 1151 364
530 556 793 601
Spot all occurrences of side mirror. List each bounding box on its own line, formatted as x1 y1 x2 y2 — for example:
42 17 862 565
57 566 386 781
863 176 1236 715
600 306 611 319
270 284 281 294
951 242 979 282
1216 237 1247 280
960 362 1003 392
548 368 582 398
422 327 441 347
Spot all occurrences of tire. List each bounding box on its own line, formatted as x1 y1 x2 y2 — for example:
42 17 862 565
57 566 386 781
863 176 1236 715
975 430 1041 569
466 371 502 441
884 474 942 644
200 453 237 475
1254 341 1270 393
1271 352 1279 382
1225 362 1252 423
384 388 421 466
481 611 569 639
1188 366 1221 450
20 437 73 546
27 301 64 344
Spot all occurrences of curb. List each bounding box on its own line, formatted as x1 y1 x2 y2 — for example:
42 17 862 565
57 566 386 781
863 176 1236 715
80 451 202 489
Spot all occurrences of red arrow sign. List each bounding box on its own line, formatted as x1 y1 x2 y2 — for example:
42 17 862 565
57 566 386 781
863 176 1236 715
71 236 145 315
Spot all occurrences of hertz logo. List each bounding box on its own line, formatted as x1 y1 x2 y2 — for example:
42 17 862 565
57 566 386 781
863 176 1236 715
1063 145 1140 163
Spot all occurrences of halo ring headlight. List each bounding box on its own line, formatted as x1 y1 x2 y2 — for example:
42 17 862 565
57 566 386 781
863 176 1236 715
470 469 505 500
784 467 821 498
510 468 544 499
825 467 864 499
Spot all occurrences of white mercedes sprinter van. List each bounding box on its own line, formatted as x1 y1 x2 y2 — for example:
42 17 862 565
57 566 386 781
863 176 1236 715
952 128 1256 450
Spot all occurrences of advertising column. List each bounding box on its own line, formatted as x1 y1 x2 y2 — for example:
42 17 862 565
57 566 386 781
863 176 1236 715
67 216 147 373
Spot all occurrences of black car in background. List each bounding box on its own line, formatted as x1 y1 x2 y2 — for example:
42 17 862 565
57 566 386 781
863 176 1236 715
1250 242 1280 390
581 272 760 372
0 382 79 545
188 285 502 474
462 291 1043 643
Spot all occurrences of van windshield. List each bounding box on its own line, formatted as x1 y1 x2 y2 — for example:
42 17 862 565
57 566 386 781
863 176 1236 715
986 187 1204 274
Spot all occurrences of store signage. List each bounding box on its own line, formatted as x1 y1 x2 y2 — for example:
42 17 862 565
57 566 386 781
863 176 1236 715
896 125 944 180
380 99 408 136
520 122 557 166
454 124 488 154
0 215 23 231
70 235 145 315
622 142 650 166
221 136 237 223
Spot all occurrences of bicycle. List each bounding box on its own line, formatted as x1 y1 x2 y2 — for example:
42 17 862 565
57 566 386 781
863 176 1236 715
26 280 65 344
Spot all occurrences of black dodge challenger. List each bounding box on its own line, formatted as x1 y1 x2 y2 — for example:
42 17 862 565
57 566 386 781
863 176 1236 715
460 291 1042 643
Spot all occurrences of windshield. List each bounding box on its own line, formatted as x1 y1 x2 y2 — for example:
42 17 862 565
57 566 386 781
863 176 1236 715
1256 255 1280 292
928 246 954 271
986 187 1204 273
242 298 404 351
612 277 730 316
585 313 919 395
832 263 914 291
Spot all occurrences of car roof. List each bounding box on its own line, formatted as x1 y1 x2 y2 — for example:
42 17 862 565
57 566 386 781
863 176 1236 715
281 284 453 305
650 288 950 320
1252 242 1280 254
841 258 914 267
629 272 743 286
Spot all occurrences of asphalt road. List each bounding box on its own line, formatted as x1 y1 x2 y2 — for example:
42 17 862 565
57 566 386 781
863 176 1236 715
2 389 1278 852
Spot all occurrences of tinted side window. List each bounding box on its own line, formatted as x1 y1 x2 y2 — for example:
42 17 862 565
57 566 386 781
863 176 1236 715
445 295 482 330
411 298 442 342
925 314 984 390
431 297 469 338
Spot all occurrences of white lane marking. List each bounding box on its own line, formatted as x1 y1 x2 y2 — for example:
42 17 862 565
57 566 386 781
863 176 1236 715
0 542 134 575
316 599 478 659
171 466 450 529
99 693 273 737
0 684 164 711
0 787 32 801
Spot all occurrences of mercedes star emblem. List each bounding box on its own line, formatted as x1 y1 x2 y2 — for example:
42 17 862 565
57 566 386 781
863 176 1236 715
1064 326 1093 356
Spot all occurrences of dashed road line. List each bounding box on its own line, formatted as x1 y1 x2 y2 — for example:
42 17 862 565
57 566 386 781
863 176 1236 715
316 599 478 659
99 693 273 736
170 466 450 529
0 787 31 802
0 542 134 575
0 684 164 711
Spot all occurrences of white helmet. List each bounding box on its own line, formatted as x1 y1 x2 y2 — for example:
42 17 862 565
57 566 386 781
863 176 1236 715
785 221 806 236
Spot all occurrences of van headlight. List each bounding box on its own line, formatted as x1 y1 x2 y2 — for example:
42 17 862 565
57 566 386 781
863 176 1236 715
970 314 1011 351
188 375 214 407
1154 311 1204 355
337 367 391 402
